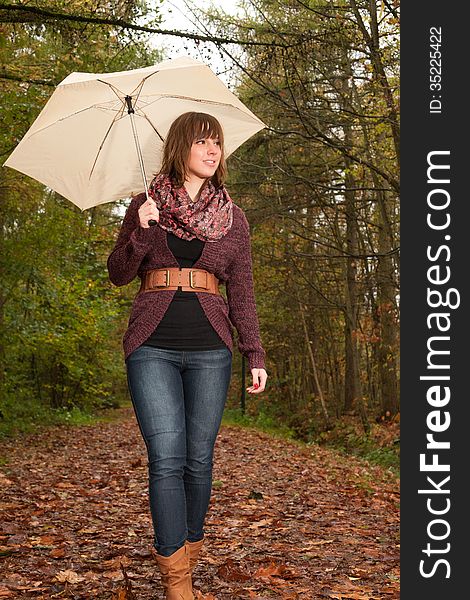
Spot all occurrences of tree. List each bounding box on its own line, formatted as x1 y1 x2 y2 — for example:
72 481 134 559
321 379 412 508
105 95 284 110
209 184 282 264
0 0 161 416
191 0 400 430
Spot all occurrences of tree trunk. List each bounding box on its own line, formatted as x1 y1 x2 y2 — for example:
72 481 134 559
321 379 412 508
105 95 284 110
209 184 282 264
297 291 331 429
339 43 368 431
376 191 399 417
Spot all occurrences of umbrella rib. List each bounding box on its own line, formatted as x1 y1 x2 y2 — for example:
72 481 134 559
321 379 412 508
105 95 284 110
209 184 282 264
96 78 147 117
22 105 118 140
132 79 146 107
96 79 150 117
138 93 250 113
96 79 126 105
97 73 248 114
95 78 165 157
88 106 125 181
134 109 165 142
130 66 206 92
96 77 146 107
129 70 163 97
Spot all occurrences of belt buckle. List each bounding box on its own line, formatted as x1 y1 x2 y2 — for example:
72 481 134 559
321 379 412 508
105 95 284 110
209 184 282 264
189 270 206 289
153 269 170 288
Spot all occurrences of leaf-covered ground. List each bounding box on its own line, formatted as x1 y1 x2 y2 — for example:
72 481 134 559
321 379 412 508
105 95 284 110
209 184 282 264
0 407 399 599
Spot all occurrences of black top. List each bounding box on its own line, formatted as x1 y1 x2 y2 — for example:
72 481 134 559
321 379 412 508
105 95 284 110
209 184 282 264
142 231 226 350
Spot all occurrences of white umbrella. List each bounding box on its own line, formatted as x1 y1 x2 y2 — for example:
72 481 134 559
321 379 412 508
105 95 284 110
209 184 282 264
3 56 266 211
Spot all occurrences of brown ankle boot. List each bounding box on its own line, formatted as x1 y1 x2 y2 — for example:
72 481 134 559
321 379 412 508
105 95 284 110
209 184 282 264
151 544 194 600
185 537 204 575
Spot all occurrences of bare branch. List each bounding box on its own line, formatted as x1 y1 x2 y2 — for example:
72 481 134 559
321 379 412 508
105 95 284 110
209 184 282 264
0 3 290 47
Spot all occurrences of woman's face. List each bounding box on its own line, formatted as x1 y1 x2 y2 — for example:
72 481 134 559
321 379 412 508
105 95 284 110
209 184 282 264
186 136 221 183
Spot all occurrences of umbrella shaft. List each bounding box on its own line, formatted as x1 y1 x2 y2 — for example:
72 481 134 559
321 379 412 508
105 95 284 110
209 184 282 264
128 107 150 203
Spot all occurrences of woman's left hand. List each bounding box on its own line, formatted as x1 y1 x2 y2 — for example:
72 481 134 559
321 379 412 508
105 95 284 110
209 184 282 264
246 368 268 394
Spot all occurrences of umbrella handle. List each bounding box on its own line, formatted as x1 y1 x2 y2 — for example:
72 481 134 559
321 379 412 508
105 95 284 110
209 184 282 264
146 190 158 227
144 190 158 227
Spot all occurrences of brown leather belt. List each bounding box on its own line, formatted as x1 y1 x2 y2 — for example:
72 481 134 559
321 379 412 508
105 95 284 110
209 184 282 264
139 267 221 295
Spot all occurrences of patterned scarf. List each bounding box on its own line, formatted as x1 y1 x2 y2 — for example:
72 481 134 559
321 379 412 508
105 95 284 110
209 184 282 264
148 173 233 242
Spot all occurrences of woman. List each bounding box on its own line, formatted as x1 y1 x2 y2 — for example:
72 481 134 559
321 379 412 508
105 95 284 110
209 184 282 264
107 111 267 599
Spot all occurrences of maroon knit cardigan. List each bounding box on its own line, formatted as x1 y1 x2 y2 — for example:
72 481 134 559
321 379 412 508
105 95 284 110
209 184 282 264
107 192 266 370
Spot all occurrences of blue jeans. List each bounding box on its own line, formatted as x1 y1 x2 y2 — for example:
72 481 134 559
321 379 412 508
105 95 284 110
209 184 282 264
125 345 232 557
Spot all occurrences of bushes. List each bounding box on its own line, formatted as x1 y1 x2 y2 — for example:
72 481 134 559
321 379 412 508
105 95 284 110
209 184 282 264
0 191 131 435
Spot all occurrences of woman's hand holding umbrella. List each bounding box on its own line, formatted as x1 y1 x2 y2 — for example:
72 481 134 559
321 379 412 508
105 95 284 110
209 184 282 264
138 198 160 227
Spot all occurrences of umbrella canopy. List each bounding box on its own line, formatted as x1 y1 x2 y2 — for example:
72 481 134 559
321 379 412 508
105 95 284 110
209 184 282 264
3 56 266 210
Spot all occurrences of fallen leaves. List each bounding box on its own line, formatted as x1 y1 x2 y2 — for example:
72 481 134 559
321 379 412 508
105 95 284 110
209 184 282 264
54 569 84 584
254 561 301 581
300 539 334 549
111 563 137 600
0 407 399 599
50 547 66 558
248 518 272 530
327 576 383 599
217 557 251 581
329 594 380 600
103 555 132 570
0 474 13 487
194 591 217 600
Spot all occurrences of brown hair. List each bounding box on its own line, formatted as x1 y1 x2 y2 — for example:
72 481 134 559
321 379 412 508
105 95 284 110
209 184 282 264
158 112 227 188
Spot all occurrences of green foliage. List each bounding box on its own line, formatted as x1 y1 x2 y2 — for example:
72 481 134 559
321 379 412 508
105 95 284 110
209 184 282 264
222 406 297 441
0 1 162 426
315 421 400 474
222 404 399 475
1 187 127 410
0 396 95 439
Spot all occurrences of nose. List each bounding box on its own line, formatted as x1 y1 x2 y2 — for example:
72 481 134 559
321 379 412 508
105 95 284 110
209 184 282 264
207 140 220 155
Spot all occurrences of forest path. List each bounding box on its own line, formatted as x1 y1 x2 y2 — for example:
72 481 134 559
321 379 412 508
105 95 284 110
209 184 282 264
0 407 399 599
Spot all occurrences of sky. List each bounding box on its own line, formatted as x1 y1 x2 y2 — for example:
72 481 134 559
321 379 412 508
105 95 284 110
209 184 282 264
154 0 242 88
